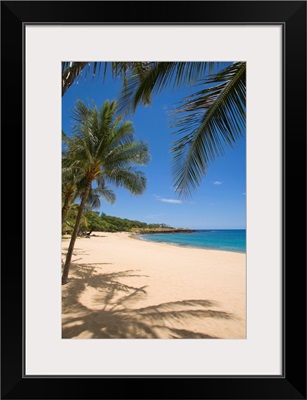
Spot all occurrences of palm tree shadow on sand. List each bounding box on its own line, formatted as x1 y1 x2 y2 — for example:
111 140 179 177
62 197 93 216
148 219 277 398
62 262 234 339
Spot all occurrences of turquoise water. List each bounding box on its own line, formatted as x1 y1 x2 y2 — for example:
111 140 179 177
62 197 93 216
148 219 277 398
140 229 246 253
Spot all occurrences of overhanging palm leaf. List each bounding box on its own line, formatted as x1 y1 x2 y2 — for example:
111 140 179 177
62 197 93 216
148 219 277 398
118 62 217 114
171 62 246 197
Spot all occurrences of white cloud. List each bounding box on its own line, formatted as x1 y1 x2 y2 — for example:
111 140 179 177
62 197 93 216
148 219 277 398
160 198 183 204
213 181 223 185
154 194 183 204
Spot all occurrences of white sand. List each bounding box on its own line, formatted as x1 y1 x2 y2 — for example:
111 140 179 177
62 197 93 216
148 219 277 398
62 232 246 339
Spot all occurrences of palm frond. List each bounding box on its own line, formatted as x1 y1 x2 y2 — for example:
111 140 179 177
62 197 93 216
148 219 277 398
105 167 147 195
71 99 92 130
62 62 114 96
91 186 116 206
82 175 116 208
62 62 90 96
117 62 217 114
106 141 150 168
85 188 116 210
171 62 246 197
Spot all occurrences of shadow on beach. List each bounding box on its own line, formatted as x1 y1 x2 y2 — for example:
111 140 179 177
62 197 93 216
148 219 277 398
62 259 234 339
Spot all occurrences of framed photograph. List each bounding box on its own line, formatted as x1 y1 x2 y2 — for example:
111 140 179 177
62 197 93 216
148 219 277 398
1 1 306 399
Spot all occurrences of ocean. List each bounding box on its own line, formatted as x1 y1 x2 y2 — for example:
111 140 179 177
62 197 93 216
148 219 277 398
139 229 246 253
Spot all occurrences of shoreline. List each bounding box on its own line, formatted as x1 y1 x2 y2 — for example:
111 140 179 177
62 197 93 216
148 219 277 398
62 232 246 339
132 232 246 255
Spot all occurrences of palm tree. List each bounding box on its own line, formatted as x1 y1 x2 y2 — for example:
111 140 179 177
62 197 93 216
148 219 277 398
62 99 150 284
117 61 246 197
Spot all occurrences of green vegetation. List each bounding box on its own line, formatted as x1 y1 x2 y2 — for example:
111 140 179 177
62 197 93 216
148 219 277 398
63 209 171 235
99 213 170 232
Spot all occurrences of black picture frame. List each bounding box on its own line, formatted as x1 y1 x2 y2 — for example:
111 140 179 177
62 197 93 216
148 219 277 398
1 1 306 399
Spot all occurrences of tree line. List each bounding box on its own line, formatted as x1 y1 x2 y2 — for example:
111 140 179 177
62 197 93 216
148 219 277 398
63 209 170 235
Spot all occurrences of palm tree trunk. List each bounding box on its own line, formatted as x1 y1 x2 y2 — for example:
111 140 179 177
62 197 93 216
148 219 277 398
62 181 91 284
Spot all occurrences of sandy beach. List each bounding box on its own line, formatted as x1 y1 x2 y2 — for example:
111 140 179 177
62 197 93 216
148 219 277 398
62 232 246 339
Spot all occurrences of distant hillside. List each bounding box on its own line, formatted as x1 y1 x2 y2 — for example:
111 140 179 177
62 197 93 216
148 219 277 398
63 205 194 236
80 211 174 233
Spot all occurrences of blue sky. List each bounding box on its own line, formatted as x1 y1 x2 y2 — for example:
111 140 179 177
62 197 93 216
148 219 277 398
62 63 246 229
